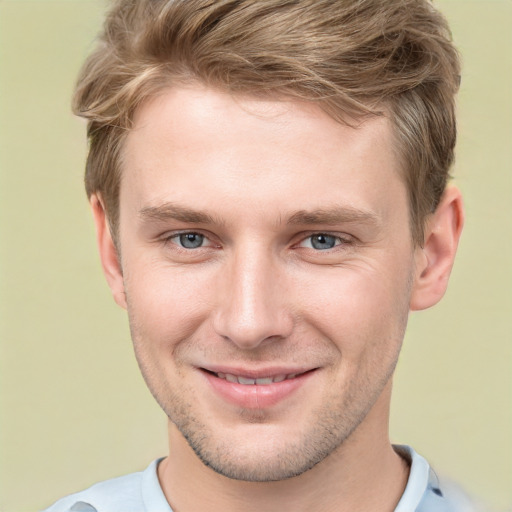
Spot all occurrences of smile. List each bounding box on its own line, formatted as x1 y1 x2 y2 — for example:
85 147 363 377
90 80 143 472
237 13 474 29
213 371 302 385
201 367 316 408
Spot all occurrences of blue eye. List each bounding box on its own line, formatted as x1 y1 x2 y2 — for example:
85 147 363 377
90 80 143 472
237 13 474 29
303 233 339 251
177 233 205 249
309 234 337 250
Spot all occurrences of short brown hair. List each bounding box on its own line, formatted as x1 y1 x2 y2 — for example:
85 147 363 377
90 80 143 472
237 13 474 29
73 0 460 244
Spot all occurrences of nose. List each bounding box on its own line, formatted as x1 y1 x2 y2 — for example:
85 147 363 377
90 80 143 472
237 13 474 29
212 248 293 350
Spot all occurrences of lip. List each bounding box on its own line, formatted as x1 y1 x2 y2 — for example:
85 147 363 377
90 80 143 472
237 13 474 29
199 366 317 409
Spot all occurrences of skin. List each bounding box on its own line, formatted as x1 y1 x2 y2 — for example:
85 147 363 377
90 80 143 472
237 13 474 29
92 85 463 512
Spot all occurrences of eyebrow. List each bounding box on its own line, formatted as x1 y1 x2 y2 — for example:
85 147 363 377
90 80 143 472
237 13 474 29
139 203 221 225
287 207 380 227
139 202 380 228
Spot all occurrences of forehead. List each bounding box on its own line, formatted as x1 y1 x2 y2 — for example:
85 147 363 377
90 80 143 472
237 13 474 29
127 86 392 160
121 85 406 227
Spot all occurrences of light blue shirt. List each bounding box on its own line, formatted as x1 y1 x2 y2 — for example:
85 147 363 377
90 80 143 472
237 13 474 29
42 446 476 512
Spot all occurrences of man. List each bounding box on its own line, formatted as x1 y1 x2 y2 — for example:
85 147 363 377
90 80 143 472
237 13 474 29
44 0 471 510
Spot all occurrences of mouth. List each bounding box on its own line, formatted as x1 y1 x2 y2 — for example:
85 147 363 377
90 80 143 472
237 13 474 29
202 369 312 386
199 367 317 409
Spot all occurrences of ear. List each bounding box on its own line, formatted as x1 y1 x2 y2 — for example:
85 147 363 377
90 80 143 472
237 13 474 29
410 186 464 311
90 194 127 309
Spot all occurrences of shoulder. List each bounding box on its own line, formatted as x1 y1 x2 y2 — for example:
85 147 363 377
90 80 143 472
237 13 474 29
41 459 170 512
417 477 480 512
42 470 145 512
394 445 479 512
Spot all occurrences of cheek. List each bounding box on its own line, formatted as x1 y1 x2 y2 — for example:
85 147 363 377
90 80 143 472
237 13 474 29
123 261 215 351
295 260 412 357
123 263 216 402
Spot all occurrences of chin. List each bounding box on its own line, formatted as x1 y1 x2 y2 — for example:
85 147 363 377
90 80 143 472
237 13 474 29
175 415 356 482
190 440 329 482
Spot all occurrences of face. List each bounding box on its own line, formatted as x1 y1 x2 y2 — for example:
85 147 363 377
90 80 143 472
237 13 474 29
113 86 418 481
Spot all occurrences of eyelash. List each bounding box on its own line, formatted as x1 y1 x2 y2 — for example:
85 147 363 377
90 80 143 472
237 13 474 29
297 233 353 251
161 231 353 252
163 231 213 250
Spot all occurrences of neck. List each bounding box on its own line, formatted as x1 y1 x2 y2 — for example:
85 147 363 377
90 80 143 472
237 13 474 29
157 383 409 512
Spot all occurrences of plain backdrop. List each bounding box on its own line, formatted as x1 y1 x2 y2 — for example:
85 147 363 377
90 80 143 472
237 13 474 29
0 1 511 511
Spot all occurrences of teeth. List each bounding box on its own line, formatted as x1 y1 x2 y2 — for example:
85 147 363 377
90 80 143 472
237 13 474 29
255 377 273 385
238 376 256 385
215 372 301 385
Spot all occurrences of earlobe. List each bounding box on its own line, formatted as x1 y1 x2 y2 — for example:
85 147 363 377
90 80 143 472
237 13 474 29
90 194 127 309
410 186 464 311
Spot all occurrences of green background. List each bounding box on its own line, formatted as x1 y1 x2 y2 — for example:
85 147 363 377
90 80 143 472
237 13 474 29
0 1 510 511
